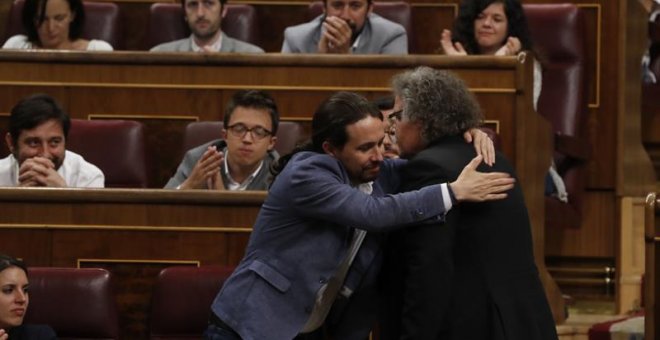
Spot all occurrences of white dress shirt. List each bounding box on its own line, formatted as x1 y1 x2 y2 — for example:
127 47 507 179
0 150 105 188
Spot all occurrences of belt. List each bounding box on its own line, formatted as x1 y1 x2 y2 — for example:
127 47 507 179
209 311 240 337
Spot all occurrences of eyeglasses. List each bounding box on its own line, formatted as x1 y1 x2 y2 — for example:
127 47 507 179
226 123 273 140
389 109 403 123
385 124 397 144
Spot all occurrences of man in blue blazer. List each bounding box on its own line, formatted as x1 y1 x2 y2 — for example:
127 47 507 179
205 92 514 340
281 0 407 54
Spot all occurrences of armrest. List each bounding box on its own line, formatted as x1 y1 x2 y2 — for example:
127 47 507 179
555 132 590 160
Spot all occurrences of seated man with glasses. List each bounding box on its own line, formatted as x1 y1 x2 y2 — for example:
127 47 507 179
165 90 279 190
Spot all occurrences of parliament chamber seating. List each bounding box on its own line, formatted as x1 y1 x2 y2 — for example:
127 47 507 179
149 265 235 339
24 267 120 340
182 121 305 156
307 1 413 51
145 3 260 50
524 4 590 229
67 119 149 188
4 0 123 49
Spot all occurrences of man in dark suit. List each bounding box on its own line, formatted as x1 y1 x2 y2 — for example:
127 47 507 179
382 67 558 339
203 91 515 340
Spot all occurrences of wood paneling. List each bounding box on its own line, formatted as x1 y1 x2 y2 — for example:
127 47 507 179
615 0 656 197
644 192 659 339
545 191 616 258
0 188 260 338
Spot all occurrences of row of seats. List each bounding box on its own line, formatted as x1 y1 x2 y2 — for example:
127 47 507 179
2 1 593 230
2 0 413 51
62 119 304 188
25 266 234 339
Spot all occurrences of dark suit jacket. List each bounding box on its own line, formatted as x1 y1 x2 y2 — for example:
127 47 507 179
210 151 449 340
383 136 557 340
7 324 57 340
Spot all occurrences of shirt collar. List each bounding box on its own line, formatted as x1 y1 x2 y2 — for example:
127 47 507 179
351 34 361 53
223 150 264 191
191 32 223 52
356 181 373 195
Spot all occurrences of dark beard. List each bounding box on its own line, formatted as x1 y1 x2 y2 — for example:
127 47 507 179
348 21 361 44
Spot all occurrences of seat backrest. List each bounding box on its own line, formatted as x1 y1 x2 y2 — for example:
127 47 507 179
524 4 589 229
524 4 587 138
67 119 149 188
183 121 304 156
149 265 235 339
307 1 413 51
24 267 119 339
145 3 259 50
4 0 122 49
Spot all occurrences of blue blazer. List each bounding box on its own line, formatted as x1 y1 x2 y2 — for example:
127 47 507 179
211 152 448 340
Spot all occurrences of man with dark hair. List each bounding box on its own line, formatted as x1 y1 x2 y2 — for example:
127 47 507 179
381 66 557 339
165 90 279 190
150 0 263 53
0 94 104 187
281 0 407 54
203 91 514 339
372 96 400 159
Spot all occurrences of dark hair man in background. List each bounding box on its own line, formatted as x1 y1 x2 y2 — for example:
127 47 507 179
150 0 263 53
0 94 104 188
373 96 400 159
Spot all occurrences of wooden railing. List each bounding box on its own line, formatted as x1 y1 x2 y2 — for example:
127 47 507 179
645 192 659 339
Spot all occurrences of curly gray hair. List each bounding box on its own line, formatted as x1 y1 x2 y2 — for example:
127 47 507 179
391 66 483 143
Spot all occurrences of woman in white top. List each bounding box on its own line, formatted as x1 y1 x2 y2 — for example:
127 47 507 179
2 0 113 51
440 0 540 108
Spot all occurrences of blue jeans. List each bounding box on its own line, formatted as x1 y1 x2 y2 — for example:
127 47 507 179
204 323 242 340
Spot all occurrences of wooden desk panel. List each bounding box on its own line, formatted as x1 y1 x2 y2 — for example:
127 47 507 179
0 52 522 187
0 188 260 338
645 193 659 340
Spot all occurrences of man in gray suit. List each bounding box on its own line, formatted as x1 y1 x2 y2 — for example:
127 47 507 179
150 0 264 53
281 0 407 54
165 90 278 190
204 92 513 340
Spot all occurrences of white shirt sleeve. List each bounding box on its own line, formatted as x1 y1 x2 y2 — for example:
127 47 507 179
440 183 453 213
2 35 32 49
87 40 114 51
